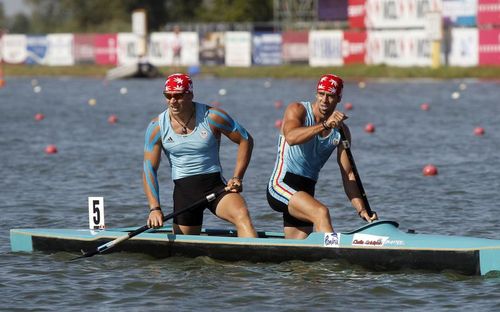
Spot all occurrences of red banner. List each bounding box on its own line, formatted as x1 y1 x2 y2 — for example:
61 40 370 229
74 34 95 64
343 31 366 64
94 34 117 65
478 0 500 26
282 31 309 63
479 29 500 65
348 0 366 29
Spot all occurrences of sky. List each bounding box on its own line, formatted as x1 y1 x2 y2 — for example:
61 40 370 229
1 0 31 16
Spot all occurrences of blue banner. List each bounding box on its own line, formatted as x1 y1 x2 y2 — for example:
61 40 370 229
252 33 282 65
26 36 47 65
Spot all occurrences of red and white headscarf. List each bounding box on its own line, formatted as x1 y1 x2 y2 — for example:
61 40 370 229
317 74 343 99
164 73 193 93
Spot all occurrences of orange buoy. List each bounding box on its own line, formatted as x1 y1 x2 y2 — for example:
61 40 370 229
422 164 438 176
34 113 45 121
107 114 118 124
274 119 283 129
364 123 375 133
344 102 353 110
474 127 485 136
420 103 430 111
274 100 283 109
45 144 58 154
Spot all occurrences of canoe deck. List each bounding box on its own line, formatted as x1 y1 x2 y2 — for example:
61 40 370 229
10 220 500 276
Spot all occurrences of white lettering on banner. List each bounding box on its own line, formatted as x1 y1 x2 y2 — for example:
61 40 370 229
479 45 500 53
478 4 500 12
309 31 343 66
348 4 365 17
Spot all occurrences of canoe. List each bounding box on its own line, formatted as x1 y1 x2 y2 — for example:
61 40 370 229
10 220 500 276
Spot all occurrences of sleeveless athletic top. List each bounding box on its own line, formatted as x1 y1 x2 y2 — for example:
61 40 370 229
275 101 341 181
158 102 222 180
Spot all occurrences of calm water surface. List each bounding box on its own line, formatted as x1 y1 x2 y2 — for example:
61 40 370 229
1 76 500 311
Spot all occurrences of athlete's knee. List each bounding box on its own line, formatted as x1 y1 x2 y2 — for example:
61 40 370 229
313 205 331 223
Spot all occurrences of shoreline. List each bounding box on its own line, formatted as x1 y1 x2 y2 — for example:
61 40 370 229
2 64 500 80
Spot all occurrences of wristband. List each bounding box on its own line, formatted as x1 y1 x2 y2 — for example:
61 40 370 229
231 176 242 181
149 207 162 212
322 120 331 130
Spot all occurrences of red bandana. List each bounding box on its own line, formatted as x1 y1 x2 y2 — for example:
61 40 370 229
317 74 343 98
164 73 193 93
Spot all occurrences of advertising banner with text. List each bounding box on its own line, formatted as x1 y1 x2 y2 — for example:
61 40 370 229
343 31 367 64
309 30 344 66
45 34 74 66
282 31 309 63
2 35 28 64
225 32 252 67
252 32 282 65
366 0 443 29
149 32 199 66
478 0 500 26
74 34 96 64
367 30 432 66
442 0 477 26
449 28 478 66
479 28 500 65
94 34 117 65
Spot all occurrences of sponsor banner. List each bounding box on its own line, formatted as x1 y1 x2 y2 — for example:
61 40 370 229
443 0 477 26
367 30 432 66
45 34 74 66
26 35 47 65
309 30 344 66
366 0 443 29
252 32 282 65
352 233 389 247
318 0 349 21
348 0 367 28
479 28 500 65
343 31 367 64
225 31 252 67
199 32 225 65
478 0 500 26
74 34 96 64
282 31 309 63
149 32 199 66
117 33 140 65
449 28 478 66
94 34 117 65
1 34 28 64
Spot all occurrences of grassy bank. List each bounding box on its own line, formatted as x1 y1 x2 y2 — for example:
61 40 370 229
3 63 500 80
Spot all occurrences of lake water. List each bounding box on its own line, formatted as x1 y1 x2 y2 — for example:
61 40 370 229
1 76 500 311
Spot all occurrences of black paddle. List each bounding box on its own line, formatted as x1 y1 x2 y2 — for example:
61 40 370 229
71 187 228 260
337 126 376 220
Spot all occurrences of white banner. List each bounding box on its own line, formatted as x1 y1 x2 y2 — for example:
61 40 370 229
225 31 252 67
309 30 344 66
117 33 140 65
442 0 477 26
366 0 443 29
45 34 74 66
449 28 478 66
149 32 199 66
367 30 432 66
2 34 27 64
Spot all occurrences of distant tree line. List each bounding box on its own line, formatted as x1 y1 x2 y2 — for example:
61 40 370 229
0 0 273 34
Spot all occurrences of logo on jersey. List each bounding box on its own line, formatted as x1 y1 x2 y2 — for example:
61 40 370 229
166 136 174 143
200 130 208 139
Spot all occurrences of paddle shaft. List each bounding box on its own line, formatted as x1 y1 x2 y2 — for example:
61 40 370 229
74 188 227 259
338 127 374 218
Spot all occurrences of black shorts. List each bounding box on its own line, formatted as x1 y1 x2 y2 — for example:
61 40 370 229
267 172 316 227
173 172 228 226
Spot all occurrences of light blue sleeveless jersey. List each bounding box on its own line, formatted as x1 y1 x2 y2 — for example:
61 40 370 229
158 102 222 180
279 101 341 181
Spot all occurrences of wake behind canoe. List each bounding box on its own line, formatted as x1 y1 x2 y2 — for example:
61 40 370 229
10 220 500 276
